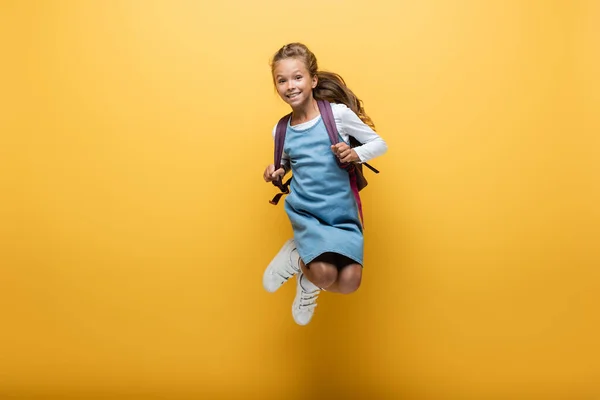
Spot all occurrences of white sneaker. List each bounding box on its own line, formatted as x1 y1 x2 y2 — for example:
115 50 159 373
292 273 320 326
263 239 300 293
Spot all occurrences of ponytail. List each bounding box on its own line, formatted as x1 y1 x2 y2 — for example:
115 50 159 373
314 71 375 130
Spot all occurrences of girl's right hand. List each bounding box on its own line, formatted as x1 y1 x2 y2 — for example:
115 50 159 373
263 164 285 182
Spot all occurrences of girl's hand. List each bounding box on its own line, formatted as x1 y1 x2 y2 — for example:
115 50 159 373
331 143 360 163
263 164 285 182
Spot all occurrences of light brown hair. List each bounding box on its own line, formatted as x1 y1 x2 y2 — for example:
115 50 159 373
270 43 375 130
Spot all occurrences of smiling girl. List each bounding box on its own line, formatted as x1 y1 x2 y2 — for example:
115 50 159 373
262 43 388 325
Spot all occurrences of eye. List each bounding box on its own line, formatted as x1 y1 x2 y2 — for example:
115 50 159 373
295 75 302 80
278 79 286 84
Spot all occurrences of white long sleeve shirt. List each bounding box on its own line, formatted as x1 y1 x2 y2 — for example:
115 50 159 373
272 103 388 170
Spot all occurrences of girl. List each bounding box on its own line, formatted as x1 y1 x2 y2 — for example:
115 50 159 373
262 43 387 325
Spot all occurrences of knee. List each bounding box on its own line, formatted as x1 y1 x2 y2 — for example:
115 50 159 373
338 266 362 294
305 262 338 288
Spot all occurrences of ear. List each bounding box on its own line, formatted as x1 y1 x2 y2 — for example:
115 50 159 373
311 74 318 89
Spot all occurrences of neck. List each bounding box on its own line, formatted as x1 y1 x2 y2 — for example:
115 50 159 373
291 98 319 124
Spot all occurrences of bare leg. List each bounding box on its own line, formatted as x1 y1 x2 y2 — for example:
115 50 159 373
300 252 362 294
299 257 338 289
324 264 362 294
291 254 361 325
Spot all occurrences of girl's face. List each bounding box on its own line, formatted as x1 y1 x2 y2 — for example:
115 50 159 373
273 58 318 109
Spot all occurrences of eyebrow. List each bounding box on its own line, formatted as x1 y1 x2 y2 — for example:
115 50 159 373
275 70 302 78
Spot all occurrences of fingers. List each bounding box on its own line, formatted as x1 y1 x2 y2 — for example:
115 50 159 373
273 168 285 179
264 165 285 182
263 164 275 182
331 143 348 156
331 143 357 163
339 148 352 159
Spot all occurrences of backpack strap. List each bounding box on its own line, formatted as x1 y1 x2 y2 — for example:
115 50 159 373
317 100 342 162
317 100 379 173
274 113 290 171
270 113 292 205
317 100 365 226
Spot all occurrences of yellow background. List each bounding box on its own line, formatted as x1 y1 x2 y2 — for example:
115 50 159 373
1 0 598 399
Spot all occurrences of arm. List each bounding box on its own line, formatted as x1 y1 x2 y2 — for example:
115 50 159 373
334 103 388 163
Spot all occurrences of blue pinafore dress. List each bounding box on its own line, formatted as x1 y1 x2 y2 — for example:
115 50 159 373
284 115 364 265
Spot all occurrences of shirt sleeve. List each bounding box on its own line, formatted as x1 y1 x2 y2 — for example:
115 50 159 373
332 103 388 163
272 124 291 172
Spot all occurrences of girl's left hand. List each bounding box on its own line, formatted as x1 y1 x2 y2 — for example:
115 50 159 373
331 143 360 163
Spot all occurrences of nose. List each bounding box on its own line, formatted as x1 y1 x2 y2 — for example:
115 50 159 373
287 80 296 91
